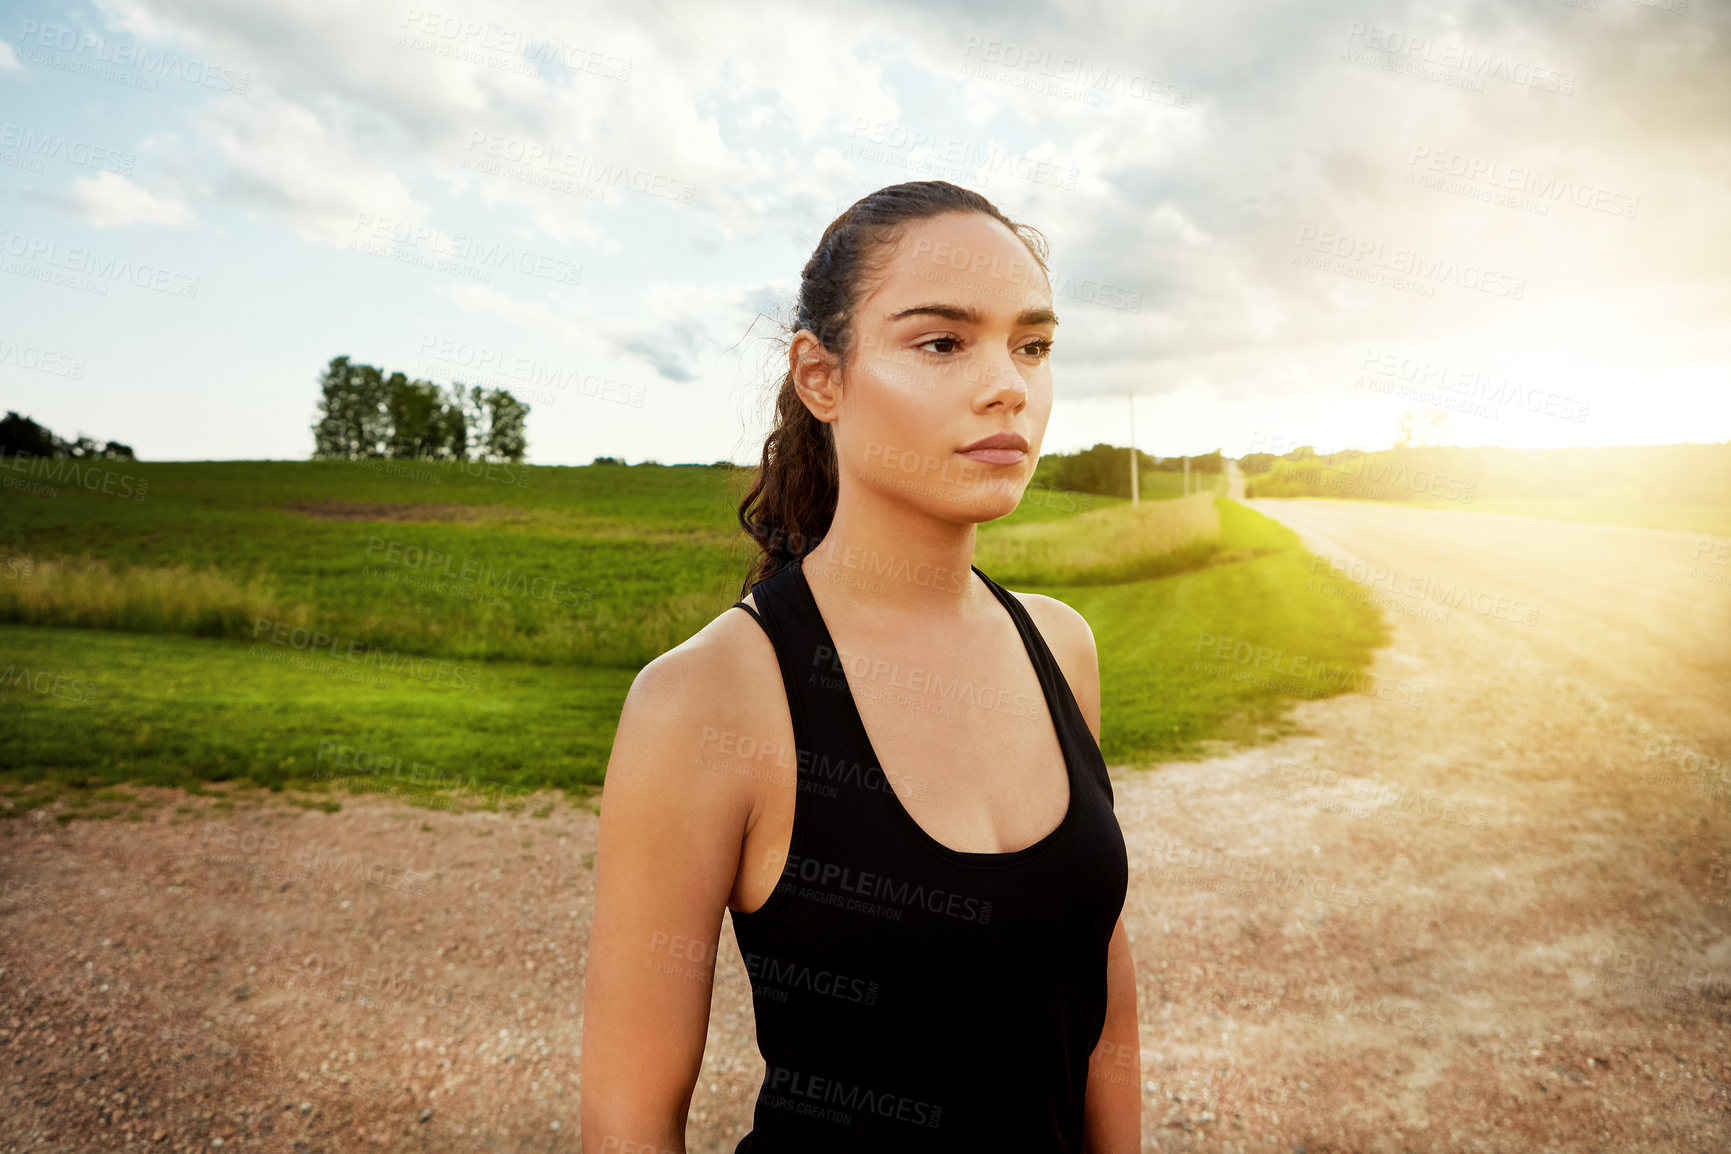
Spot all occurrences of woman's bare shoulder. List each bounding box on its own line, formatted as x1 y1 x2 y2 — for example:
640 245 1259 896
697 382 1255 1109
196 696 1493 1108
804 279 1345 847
609 594 787 795
1007 589 1096 663
1006 589 1101 734
629 593 777 702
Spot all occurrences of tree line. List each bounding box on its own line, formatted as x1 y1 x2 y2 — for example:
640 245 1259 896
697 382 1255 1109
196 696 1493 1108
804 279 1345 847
1035 443 1223 499
310 355 529 463
0 411 135 459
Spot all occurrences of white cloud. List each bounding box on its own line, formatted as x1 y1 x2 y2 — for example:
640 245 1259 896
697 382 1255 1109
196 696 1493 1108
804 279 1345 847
69 171 197 228
196 92 430 247
0 38 20 73
18 0 1727 459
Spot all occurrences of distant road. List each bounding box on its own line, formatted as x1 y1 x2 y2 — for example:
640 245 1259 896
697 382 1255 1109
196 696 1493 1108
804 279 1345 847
1246 498 1731 755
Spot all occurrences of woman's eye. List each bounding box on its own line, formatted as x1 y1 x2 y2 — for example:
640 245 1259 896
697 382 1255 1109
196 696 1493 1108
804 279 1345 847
1021 340 1054 359
918 337 961 355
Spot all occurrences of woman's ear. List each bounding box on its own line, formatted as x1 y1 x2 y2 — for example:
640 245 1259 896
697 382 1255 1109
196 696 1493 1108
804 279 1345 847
790 330 843 424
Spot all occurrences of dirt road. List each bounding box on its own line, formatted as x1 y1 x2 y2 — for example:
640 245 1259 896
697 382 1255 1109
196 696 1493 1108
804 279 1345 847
3 500 1728 1152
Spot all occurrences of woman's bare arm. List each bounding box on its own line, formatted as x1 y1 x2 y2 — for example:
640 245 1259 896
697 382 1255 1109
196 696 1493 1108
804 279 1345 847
1085 916 1142 1152
579 633 767 1153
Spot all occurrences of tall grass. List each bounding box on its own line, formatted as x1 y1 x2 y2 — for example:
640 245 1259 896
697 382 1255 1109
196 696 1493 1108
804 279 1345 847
0 552 736 667
0 555 306 637
976 492 1222 586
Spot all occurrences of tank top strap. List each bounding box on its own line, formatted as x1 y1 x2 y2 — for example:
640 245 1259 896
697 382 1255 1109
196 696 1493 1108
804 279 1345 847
967 564 1100 769
732 560 863 759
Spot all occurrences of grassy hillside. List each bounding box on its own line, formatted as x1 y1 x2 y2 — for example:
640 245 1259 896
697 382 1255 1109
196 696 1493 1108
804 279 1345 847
0 459 756 667
1 462 1385 808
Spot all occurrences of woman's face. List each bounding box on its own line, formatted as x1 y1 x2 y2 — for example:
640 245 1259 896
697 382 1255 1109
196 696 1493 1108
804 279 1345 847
815 211 1057 525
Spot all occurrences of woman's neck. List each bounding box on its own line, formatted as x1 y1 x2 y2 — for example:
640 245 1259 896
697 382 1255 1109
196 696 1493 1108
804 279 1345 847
799 483 987 619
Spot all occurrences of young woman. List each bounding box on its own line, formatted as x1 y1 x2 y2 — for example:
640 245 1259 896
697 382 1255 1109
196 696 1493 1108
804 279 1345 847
580 181 1139 1153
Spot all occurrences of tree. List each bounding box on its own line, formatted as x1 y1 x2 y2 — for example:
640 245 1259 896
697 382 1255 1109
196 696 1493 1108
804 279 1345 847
482 387 529 462
0 411 135 459
310 356 529 463
311 356 392 459
1040 443 1156 498
0 412 57 457
385 374 448 460
1151 449 1223 474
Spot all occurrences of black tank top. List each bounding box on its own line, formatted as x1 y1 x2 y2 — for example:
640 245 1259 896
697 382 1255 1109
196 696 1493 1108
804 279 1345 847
725 555 1129 1153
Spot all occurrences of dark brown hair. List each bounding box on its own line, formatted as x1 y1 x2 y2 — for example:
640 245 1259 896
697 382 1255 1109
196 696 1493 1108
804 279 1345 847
736 181 1050 596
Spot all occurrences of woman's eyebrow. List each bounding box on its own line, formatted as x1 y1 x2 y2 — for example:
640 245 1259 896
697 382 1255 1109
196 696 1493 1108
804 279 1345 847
887 303 981 324
886 303 1060 327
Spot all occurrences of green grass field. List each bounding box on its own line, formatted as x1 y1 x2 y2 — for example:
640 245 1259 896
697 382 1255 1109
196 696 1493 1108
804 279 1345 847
1 461 1385 814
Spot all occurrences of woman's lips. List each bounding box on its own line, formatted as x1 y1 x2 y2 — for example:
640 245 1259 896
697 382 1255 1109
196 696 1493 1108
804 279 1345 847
956 447 1027 465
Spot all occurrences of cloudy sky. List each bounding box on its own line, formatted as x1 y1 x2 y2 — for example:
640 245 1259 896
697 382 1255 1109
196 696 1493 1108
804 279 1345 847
1 0 1726 464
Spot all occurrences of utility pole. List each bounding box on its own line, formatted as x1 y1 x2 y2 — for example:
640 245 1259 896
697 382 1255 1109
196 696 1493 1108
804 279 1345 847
1183 456 1190 496
1127 392 1139 507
